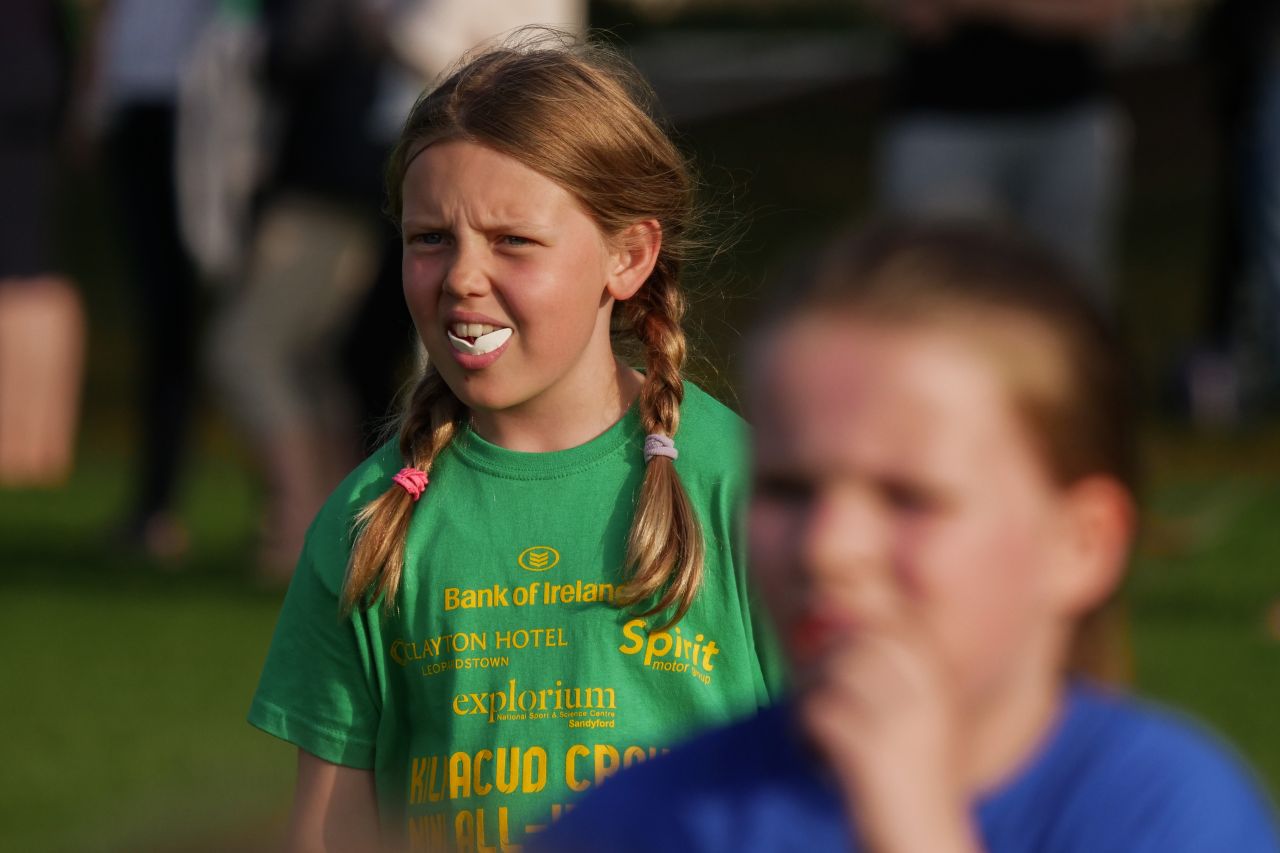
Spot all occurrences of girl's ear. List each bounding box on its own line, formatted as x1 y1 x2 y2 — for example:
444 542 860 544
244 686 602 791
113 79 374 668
1049 475 1136 617
605 219 662 301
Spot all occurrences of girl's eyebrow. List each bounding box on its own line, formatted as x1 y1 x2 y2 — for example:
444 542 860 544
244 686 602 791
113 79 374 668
400 213 553 234
485 220 553 234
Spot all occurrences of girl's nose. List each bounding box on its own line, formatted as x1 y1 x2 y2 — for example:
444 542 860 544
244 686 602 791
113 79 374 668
442 247 490 298
798 486 894 600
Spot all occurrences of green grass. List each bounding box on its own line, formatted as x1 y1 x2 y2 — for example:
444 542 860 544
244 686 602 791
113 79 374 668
0 440 296 852
1127 433 1280 791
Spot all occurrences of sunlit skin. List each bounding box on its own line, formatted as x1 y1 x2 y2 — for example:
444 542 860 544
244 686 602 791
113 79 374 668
747 314 1131 852
400 140 659 452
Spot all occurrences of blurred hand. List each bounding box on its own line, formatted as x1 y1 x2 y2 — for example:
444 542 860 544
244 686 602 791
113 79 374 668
791 577 981 853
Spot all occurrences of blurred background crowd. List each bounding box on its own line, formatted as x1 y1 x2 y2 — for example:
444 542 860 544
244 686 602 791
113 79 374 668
1 1 1278 850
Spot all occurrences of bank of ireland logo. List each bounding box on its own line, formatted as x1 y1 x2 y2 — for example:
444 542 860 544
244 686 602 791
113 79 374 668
518 546 560 572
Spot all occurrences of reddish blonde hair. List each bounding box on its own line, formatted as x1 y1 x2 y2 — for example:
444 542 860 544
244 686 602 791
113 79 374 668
757 220 1140 682
343 33 705 625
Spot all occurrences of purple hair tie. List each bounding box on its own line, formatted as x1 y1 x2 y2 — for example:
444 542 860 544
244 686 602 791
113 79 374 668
644 433 678 463
392 467 429 502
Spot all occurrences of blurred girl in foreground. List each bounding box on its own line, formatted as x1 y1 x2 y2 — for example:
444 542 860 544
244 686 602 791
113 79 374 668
539 221 1280 852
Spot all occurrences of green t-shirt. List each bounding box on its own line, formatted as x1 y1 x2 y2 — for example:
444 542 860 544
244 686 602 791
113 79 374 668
249 382 785 851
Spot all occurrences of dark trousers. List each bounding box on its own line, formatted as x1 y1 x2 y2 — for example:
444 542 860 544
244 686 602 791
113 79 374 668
343 216 415 454
106 102 198 519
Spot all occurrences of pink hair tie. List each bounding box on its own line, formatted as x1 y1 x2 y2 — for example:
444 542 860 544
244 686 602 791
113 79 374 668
392 467 429 502
644 433 678 463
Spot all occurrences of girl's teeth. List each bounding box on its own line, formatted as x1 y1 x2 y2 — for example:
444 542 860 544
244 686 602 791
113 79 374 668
447 327 512 356
450 322 501 338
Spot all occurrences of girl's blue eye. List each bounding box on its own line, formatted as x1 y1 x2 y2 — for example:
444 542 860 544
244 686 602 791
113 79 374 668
503 235 532 247
411 232 444 246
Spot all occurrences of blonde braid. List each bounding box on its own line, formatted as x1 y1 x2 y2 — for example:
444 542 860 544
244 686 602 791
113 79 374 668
615 262 706 627
341 367 466 614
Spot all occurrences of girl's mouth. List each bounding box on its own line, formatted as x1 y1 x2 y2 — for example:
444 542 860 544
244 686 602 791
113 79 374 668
446 323 513 356
788 613 856 663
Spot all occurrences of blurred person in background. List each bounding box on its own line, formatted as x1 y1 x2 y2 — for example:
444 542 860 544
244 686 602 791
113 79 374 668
1193 0 1280 425
0 1 86 489
536 220 1280 853
80 0 218 558
209 1 589 578
866 0 1135 687
868 0 1132 308
206 0 388 579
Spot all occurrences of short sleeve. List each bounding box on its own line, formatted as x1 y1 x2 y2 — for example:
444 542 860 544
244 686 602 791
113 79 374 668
247 520 383 769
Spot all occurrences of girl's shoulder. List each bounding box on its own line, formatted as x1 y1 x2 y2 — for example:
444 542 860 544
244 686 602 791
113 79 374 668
675 382 750 485
1002 682 1280 850
304 441 404 554
678 380 749 457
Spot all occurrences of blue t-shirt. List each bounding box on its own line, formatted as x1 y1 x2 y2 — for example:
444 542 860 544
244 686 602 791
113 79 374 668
536 684 1279 852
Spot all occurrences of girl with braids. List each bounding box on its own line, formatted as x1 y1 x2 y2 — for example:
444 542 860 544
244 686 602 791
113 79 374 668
248 33 783 852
